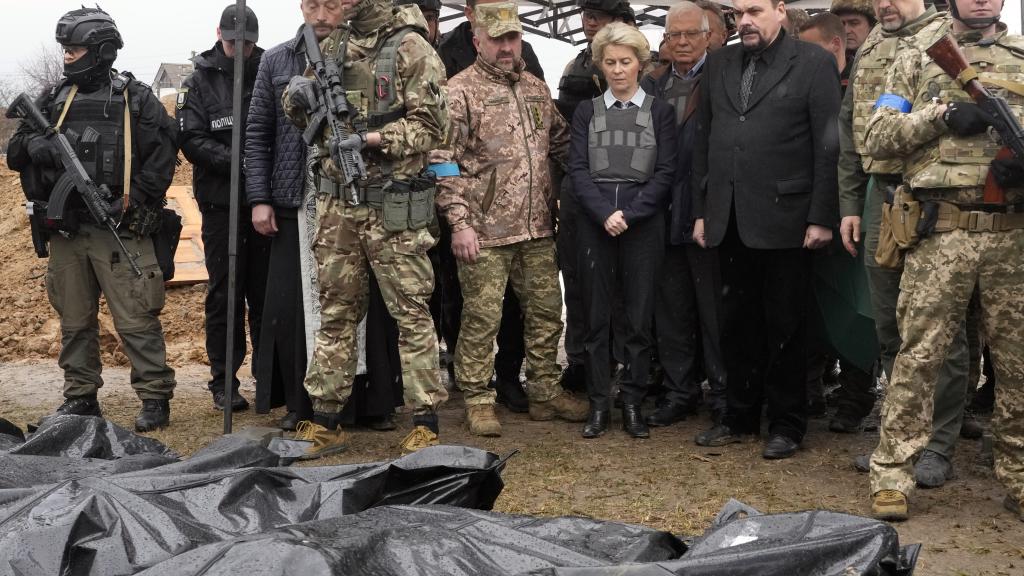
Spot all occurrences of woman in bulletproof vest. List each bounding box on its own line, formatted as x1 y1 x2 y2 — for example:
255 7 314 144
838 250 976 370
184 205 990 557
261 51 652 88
568 22 677 440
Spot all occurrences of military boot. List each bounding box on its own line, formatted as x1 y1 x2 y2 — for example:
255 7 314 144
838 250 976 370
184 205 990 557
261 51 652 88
914 449 954 489
293 413 347 461
466 404 502 437
134 399 170 432
871 490 908 521
400 426 439 453
529 391 589 422
56 395 102 417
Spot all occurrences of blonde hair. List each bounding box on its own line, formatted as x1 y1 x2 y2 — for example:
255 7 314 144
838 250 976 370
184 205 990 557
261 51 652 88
591 22 651 68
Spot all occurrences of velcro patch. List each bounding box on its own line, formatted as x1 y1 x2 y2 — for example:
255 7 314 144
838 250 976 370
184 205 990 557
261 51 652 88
176 88 189 110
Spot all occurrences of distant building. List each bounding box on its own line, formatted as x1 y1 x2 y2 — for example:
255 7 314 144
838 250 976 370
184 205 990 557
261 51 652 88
152 62 194 98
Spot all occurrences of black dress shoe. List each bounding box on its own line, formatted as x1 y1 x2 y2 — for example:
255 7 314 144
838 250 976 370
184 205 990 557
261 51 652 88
279 411 300 431
213 390 250 412
695 424 746 447
762 434 800 460
646 402 693 427
622 404 650 438
581 409 609 438
490 377 529 413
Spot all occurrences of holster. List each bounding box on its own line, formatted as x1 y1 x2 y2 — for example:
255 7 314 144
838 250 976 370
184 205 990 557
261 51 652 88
25 200 50 258
875 185 905 269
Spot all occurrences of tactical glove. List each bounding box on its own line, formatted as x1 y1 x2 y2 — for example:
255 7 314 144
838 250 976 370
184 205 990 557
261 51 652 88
989 157 1024 188
286 76 319 112
27 135 61 168
335 132 366 151
942 102 995 137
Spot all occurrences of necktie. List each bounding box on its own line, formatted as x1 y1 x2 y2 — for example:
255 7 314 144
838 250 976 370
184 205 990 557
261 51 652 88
739 57 756 111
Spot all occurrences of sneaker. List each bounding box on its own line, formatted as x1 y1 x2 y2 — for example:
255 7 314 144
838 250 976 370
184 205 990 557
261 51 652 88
871 489 908 521
293 420 347 461
528 391 589 422
400 425 439 453
465 404 502 437
135 399 170 432
1004 495 1023 522
55 395 102 417
213 390 249 412
914 449 954 489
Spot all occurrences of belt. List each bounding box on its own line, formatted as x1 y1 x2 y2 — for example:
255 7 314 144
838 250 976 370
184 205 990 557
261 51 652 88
316 174 383 207
934 201 1024 233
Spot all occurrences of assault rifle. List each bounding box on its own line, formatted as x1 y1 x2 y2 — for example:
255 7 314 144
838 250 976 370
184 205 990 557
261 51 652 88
301 25 367 205
6 93 142 276
927 33 1024 203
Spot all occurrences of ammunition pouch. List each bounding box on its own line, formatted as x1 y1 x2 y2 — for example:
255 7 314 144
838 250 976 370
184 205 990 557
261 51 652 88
382 173 436 232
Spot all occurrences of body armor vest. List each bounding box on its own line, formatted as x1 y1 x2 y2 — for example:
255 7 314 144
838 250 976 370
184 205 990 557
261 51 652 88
587 96 657 183
557 48 605 121
51 81 130 190
659 73 698 127
904 35 1024 203
852 14 949 176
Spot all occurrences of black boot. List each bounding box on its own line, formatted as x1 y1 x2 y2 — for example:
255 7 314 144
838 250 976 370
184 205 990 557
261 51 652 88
213 389 250 412
55 395 102 417
581 409 609 438
490 376 529 413
135 399 170 432
622 404 650 438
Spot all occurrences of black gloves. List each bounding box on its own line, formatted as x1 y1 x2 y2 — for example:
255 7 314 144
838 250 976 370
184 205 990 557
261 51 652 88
942 102 995 137
990 157 1024 188
286 76 319 112
27 135 61 168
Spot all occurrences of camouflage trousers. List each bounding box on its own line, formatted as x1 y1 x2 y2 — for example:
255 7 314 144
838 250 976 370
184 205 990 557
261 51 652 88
303 195 447 415
455 238 563 405
47 224 176 400
870 228 1024 502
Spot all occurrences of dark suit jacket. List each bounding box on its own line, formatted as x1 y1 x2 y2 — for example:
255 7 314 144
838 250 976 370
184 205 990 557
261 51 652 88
692 31 840 250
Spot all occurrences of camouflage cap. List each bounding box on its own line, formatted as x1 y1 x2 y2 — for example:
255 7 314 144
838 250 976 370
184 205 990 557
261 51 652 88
475 2 522 37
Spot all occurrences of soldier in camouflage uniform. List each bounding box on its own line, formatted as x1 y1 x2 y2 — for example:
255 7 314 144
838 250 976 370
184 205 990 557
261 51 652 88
864 0 1024 521
837 1 973 490
282 0 450 458
432 3 589 437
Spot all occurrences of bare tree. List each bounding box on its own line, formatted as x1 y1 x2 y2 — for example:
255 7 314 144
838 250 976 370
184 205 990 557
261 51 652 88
0 79 20 153
19 43 65 98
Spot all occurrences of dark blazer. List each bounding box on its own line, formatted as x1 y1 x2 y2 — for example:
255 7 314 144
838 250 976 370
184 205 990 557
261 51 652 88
692 31 840 250
569 96 677 227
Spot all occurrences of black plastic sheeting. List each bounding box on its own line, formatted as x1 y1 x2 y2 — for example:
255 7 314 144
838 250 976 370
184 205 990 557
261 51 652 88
0 416 919 576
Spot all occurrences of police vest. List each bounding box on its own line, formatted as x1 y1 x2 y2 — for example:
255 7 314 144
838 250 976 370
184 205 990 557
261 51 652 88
904 36 1024 199
587 96 657 183
852 16 949 176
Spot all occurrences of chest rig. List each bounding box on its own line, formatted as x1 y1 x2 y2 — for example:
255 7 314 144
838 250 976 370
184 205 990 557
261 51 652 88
587 96 657 183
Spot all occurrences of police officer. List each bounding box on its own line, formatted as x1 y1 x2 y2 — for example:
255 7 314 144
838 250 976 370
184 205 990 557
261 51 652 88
177 4 269 413
6 7 179 432
863 0 1024 522
283 0 450 458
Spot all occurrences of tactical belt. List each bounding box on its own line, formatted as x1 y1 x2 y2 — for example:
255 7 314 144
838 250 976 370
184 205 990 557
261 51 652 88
931 200 1024 233
317 175 383 207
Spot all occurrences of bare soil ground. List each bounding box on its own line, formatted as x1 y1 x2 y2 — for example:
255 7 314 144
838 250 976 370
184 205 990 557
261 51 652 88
1 158 1021 575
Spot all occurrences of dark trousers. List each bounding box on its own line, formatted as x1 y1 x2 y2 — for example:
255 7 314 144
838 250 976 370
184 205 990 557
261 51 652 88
200 204 271 394
254 209 312 418
719 217 810 441
656 241 726 411
430 219 525 383
579 214 664 408
556 178 587 366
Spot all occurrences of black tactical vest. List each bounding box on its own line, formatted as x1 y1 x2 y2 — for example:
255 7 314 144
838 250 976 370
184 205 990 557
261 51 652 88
587 96 657 183
557 48 605 122
51 79 132 190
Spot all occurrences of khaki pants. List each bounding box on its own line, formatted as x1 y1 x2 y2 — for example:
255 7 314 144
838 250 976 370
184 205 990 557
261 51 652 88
47 224 176 400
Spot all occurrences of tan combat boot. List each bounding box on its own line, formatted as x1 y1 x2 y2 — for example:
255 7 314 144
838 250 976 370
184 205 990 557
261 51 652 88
871 490 908 521
293 420 347 461
466 404 502 437
400 425 439 453
529 391 589 422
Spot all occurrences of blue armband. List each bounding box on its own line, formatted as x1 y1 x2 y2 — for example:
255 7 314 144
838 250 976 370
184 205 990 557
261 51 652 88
426 162 460 177
873 94 912 113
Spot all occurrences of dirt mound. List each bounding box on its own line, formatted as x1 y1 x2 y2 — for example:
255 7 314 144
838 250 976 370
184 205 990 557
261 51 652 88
0 131 207 367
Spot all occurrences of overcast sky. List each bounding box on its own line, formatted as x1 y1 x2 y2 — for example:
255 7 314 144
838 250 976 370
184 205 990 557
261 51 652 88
1 1 1021 98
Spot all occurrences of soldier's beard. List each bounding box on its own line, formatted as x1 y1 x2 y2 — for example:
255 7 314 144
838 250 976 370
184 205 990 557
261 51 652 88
879 9 905 32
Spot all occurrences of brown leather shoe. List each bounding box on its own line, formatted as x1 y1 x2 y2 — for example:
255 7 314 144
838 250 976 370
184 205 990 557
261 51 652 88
529 392 588 422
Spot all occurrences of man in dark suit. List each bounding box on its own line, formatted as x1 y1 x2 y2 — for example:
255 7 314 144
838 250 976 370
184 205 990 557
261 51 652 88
691 0 840 459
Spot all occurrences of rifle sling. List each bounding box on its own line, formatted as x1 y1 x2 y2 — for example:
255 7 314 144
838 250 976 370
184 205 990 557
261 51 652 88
54 83 132 214
956 65 1024 97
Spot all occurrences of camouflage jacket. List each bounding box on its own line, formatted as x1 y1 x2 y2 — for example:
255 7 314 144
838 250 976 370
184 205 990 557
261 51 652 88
864 25 1024 204
283 6 449 184
433 56 569 248
837 8 948 218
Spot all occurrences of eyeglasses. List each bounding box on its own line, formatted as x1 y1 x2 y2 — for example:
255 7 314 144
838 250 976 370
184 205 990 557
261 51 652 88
664 30 709 42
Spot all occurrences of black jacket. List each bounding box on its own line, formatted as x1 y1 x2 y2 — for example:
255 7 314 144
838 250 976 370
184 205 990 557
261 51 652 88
569 96 677 227
692 31 840 250
244 28 308 209
438 21 545 80
178 44 263 208
7 72 178 211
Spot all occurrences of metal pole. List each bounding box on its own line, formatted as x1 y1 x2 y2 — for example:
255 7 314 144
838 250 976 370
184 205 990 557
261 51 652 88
224 0 247 434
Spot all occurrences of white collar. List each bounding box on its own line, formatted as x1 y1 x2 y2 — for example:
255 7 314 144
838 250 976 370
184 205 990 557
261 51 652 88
603 86 647 109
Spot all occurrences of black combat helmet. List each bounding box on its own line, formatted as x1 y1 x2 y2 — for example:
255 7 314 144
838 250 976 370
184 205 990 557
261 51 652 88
577 0 632 20
55 7 124 85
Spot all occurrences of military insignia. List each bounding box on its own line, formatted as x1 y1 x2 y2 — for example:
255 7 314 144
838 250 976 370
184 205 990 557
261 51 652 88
927 82 941 101
531 105 543 130
175 88 188 110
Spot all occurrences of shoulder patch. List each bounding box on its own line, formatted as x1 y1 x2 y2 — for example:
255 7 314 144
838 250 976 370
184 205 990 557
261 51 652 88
176 88 189 110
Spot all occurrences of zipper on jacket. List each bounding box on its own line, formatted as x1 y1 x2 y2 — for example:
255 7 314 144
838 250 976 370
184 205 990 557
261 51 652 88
510 81 535 238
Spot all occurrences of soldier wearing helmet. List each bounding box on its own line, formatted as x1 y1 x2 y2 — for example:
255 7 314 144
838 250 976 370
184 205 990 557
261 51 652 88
6 7 179 432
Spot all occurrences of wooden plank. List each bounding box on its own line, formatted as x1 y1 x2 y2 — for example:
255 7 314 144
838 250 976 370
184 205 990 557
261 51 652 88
165 186 208 286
